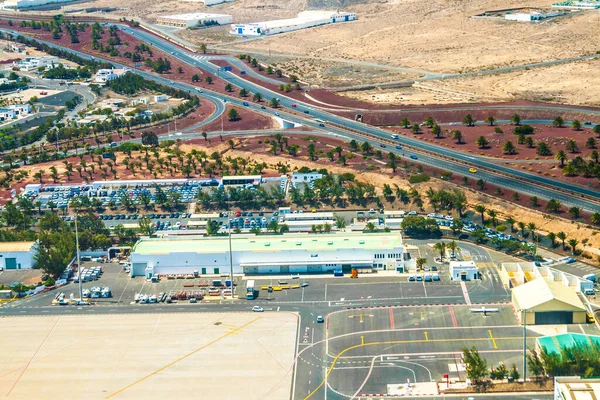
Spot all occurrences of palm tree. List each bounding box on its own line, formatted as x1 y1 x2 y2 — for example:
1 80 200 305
400 117 411 128
365 222 376 232
510 114 521 126
567 239 579 255
571 119 582 131
487 210 498 227
431 124 442 138
474 204 486 224
202 132 208 141
411 124 421 134
547 232 557 248
517 221 526 237
463 114 476 127
476 136 489 149
502 140 516 155
565 139 579 153
433 242 446 260
555 150 567 167
485 116 495 126
452 130 464 144
553 116 564 128
447 241 458 258
557 231 567 249
527 222 536 241
505 217 516 233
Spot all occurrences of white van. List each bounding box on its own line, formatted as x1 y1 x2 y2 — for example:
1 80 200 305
584 288 595 296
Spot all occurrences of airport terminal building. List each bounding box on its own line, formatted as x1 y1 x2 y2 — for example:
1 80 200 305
130 232 410 277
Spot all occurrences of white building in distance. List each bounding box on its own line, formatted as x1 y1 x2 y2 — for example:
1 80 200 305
230 10 356 36
3 0 73 8
0 241 38 270
156 13 233 28
505 11 563 21
449 260 479 281
94 68 129 83
12 56 58 72
130 232 409 277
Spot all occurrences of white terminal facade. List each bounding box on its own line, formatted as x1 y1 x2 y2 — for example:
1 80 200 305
156 13 233 28
3 0 72 8
230 10 356 36
130 232 410 277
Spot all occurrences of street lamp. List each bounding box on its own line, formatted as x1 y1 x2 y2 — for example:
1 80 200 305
520 309 532 382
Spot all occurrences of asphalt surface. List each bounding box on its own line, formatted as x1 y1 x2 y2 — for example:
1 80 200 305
3 26 600 213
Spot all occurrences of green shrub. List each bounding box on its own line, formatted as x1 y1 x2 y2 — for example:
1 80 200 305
408 173 430 184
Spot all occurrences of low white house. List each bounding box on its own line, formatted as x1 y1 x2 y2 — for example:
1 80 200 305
94 68 129 83
0 241 38 270
154 95 168 102
0 108 16 121
8 104 31 116
13 56 58 72
449 260 479 281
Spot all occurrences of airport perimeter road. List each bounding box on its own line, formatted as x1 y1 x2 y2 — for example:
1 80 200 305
4 27 600 212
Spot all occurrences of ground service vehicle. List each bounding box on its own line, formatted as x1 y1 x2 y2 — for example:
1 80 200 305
246 280 256 300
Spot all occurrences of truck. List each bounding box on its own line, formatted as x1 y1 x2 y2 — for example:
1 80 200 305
246 280 256 300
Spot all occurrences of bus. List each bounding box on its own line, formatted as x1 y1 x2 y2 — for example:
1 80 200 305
246 280 256 300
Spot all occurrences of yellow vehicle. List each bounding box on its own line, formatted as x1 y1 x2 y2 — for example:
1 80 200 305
469 168 477 173
261 286 270 290
272 286 282 291
291 284 300 289
350 268 358 279
587 313 596 323
280 285 291 290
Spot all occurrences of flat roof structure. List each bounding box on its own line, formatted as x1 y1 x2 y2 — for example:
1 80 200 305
512 278 586 311
0 241 36 253
555 377 600 400
538 333 600 355
133 232 402 255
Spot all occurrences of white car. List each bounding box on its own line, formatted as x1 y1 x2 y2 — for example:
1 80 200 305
252 306 264 312
427 213 436 218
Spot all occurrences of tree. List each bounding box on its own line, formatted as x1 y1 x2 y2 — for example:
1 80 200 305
502 140 516 155
555 150 568 167
177 66 183 74
462 347 488 385
411 124 421 134
557 231 567 249
476 136 489 149
400 117 411 128
594 124 600 137
527 349 546 379
463 114 476 127
592 212 600 225
416 257 427 270
202 131 208 141
270 98 280 108
253 92 262 102
568 238 579 254
571 119 582 131
569 206 581 220
586 137 597 149
553 116 564 128
452 130 464 144
510 114 521 125
239 88 248 97
433 242 446 260
192 74 200 82
137 216 155 236
530 196 539 208
141 131 158 147
431 124 442 138
537 142 552 156
547 232 557 248
224 83 233 92
400 216 442 238
307 143 316 161
365 222 377 232
485 115 495 126
476 179 486 190
546 199 562 213
474 204 486 224
487 209 498 227
200 43 207 54
205 76 213 84
524 136 535 148
227 108 240 121
565 139 579 153
424 116 436 128
334 215 346 229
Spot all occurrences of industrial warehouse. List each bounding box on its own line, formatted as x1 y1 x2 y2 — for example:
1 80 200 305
230 10 356 36
129 232 409 277
156 13 233 28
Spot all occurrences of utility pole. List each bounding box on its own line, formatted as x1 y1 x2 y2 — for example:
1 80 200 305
522 309 527 382
228 221 234 297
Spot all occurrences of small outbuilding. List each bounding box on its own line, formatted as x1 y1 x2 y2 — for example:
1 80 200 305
0 241 38 270
512 278 587 325
449 260 478 281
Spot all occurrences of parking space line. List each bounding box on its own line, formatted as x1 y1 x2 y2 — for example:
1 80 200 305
389 308 395 330
448 306 459 328
488 330 498 349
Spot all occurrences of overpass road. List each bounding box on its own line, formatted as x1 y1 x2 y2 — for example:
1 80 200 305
4 26 599 213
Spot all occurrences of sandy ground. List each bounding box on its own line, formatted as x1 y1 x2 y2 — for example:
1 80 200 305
345 58 600 106
0 312 297 400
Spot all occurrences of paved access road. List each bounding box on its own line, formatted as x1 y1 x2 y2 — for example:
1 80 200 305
4 25 600 213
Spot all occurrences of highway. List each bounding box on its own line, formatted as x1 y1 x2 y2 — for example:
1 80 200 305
3 26 600 213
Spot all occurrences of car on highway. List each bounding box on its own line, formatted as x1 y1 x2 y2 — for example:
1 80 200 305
304 110 310 114
380 143 386 148
243 102 249 106
301 282 309 287
291 103 297 107
252 306 264 312
316 316 324 323
395 145 402 149
275 112 280 116
318 123 325 127
261 106 266 109
410 154 418 160
469 168 477 173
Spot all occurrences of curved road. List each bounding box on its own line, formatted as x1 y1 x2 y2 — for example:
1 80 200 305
5 26 599 212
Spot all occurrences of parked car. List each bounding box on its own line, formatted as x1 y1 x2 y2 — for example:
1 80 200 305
252 306 264 312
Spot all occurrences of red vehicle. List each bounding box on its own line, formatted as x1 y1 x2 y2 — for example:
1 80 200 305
291 103 297 107
235 210 242 217
39 91 48 95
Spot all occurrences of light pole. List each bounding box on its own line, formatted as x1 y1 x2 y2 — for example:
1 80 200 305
521 309 530 382
228 217 234 297
74 213 82 301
